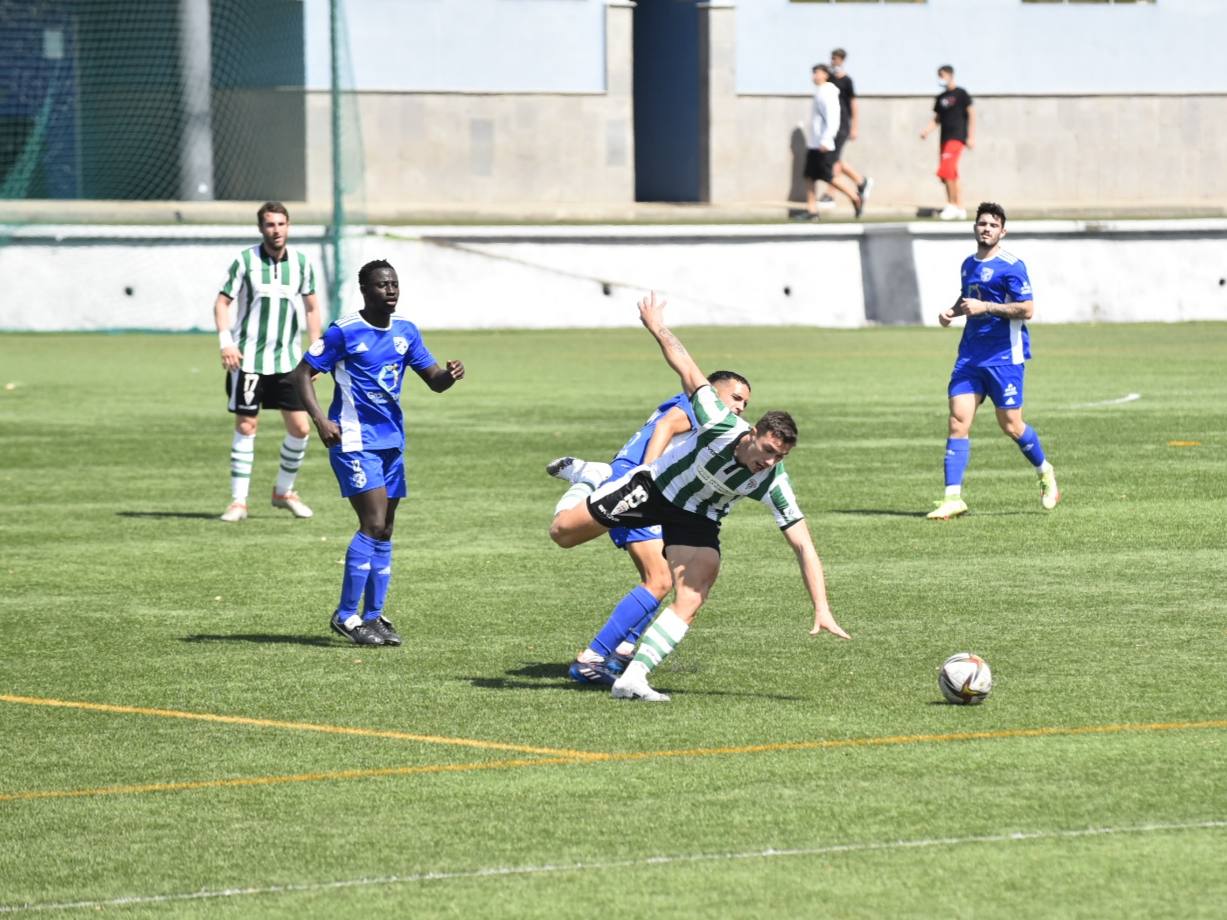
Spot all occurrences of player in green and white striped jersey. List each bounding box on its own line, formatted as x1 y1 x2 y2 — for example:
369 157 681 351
549 293 850 702
212 202 322 523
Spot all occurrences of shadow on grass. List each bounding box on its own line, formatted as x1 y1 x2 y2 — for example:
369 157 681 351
467 663 806 701
831 509 930 519
181 633 338 648
118 511 219 520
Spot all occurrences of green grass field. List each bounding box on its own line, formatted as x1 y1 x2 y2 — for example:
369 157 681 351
1 323 1225 918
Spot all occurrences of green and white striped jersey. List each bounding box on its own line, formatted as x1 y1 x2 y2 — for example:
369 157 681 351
648 385 805 529
220 244 317 374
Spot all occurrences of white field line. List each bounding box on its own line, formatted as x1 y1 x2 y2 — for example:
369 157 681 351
2 819 1224 914
1070 392 1141 408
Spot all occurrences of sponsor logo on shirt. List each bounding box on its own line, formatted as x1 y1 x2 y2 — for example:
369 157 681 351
308 339 325 356
1019 281 1032 295
354 342 369 353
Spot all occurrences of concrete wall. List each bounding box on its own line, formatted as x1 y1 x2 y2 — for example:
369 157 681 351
702 5 1227 211
3 221 1225 332
304 3 634 207
737 0 1227 96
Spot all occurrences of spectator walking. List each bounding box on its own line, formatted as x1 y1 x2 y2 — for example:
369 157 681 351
829 48 873 206
920 65 975 220
799 64 863 220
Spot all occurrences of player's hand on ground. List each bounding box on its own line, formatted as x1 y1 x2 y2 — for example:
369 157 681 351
810 608 851 639
637 291 667 331
445 359 465 381
313 417 342 448
220 345 242 370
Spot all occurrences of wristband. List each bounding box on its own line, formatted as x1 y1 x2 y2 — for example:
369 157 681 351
218 329 236 350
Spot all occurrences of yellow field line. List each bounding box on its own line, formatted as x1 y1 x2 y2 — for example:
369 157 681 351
589 719 1227 762
0 757 579 803
0 694 600 761
2 716 1224 805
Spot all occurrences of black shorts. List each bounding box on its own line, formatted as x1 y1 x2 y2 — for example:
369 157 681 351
833 131 849 160
225 370 305 416
587 469 721 553
803 148 837 183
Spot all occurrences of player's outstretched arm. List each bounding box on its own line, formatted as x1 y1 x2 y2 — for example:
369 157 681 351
642 406 695 464
416 360 465 393
781 519 851 639
637 292 707 396
289 359 340 447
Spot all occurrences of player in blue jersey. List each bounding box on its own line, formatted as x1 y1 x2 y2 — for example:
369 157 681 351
290 260 464 645
546 370 752 686
927 202 1059 520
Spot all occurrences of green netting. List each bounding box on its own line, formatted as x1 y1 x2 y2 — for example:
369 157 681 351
0 0 365 317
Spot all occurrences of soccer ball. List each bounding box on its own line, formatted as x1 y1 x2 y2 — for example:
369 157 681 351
938 652 993 705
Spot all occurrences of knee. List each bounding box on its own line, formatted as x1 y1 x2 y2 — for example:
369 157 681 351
236 416 258 436
1001 417 1026 439
549 520 576 549
643 571 672 599
360 519 388 540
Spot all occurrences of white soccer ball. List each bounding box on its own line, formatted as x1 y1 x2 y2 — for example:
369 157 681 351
938 652 993 705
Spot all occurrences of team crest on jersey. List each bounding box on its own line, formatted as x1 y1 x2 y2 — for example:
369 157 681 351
308 339 325 356
393 336 409 355
980 267 995 282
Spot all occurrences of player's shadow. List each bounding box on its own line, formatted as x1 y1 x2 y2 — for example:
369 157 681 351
181 633 338 648
831 509 930 519
118 511 219 520
466 661 586 692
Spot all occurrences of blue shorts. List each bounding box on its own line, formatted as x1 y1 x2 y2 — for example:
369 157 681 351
329 448 406 499
948 363 1025 410
609 523 664 550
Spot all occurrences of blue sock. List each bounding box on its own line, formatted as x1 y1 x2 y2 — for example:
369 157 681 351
944 438 971 489
590 585 661 658
362 539 393 622
1014 425 1047 468
338 531 378 619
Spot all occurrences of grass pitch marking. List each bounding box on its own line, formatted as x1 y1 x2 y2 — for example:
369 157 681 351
1070 392 1141 408
0 694 599 760
2 819 1223 914
2 707 1224 804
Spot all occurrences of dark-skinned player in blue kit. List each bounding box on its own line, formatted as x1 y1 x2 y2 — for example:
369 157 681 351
290 260 464 645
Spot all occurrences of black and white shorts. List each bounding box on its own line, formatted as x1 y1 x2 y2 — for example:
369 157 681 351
587 468 721 552
225 370 305 416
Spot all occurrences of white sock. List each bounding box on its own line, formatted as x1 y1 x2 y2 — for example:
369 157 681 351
577 648 604 664
614 641 636 658
275 434 309 494
944 485 962 498
632 607 689 674
554 481 595 516
230 432 255 502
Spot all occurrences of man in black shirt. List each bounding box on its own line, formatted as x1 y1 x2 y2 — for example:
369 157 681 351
920 64 975 220
829 49 873 207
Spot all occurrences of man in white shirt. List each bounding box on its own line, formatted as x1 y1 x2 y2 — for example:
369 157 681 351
799 65 863 220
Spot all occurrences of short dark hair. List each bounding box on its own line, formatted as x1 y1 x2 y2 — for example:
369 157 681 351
938 65 954 77
976 201 1007 225
257 201 288 224
812 64 831 77
831 48 847 61
707 369 750 391
358 259 395 286
754 410 798 447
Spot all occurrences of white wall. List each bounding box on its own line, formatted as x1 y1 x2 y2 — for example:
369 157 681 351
2 223 1225 332
303 0 609 93
738 0 1227 95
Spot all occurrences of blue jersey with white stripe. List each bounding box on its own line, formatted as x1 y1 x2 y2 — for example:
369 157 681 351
956 250 1034 367
302 313 437 452
609 392 698 477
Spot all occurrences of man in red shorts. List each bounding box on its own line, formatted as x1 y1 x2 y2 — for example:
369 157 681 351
920 65 975 220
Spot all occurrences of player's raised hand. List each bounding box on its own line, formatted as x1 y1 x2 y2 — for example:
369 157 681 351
810 607 851 639
445 359 465 381
637 291 667 331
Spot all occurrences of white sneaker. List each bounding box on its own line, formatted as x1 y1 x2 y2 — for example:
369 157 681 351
611 672 670 702
858 177 874 201
546 456 579 482
220 501 248 523
939 204 965 221
272 491 313 518
1038 463 1061 510
926 496 969 520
